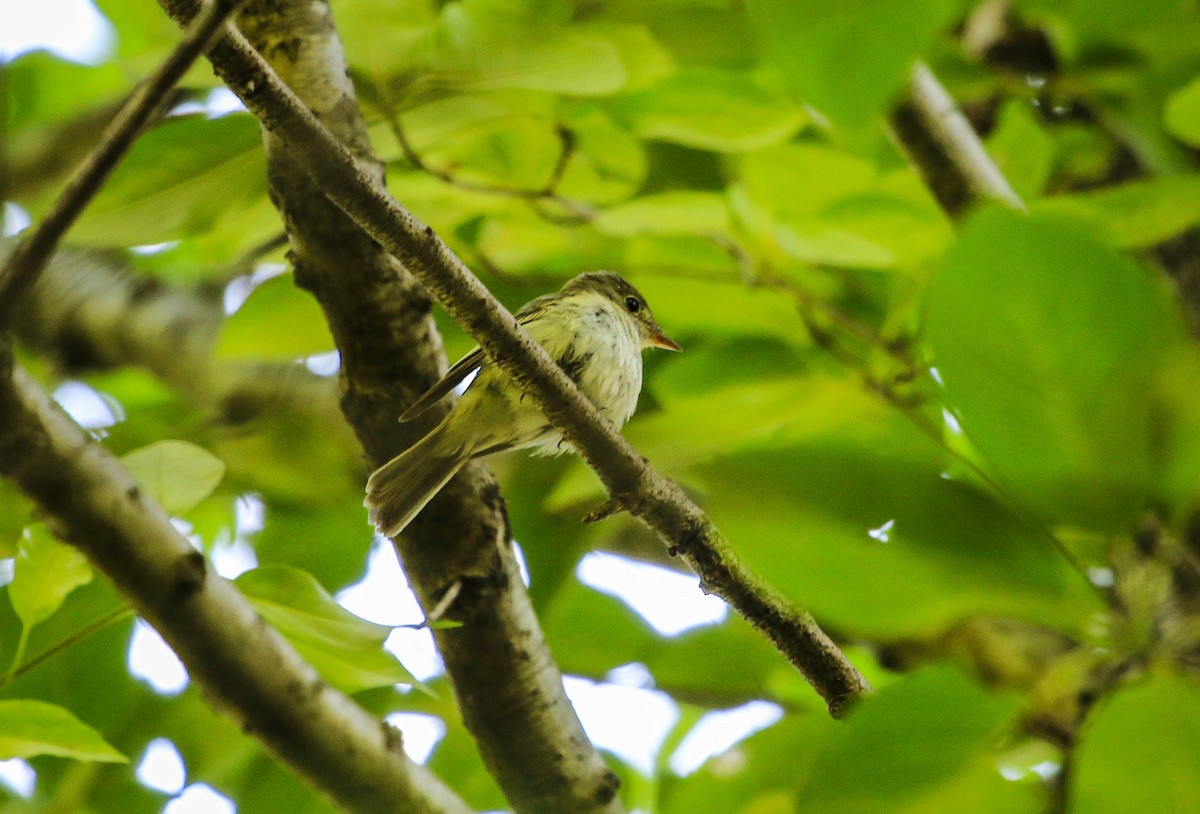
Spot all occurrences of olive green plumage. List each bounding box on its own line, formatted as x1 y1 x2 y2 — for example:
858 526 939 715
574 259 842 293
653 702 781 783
365 271 679 538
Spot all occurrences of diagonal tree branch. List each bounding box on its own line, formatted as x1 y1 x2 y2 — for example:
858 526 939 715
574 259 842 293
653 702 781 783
157 0 871 717
0 2 469 807
0 342 471 814
890 61 1026 217
0 0 242 328
2 241 345 429
220 2 624 812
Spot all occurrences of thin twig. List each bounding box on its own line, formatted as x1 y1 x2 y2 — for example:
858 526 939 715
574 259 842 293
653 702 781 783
0 0 244 329
419 579 462 628
0 608 135 690
162 3 870 717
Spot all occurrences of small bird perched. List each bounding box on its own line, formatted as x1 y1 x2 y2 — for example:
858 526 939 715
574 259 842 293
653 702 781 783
365 271 680 537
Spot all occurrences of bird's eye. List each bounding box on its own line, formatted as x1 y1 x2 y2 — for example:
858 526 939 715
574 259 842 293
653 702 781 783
625 296 641 314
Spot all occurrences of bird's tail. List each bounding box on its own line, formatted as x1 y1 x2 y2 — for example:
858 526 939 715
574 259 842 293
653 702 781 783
365 421 469 538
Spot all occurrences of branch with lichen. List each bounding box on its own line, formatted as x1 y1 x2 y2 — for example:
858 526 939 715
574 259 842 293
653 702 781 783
0 343 470 814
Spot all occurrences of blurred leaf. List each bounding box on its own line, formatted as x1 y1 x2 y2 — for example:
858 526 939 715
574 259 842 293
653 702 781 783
0 699 126 763
595 191 730 237
4 51 129 133
10 524 93 631
429 4 626 95
478 215 623 273
121 440 225 516
558 103 648 204
337 0 436 78
251 498 372 590
453 30 627 95
0 483 32 558
93 0 199 64
60 114 268 246
986 100 1053 200
661 715 837 814
739 143 877 221
585 23 675 91
795 668 1020 811
737 144 949 269
925 207 1183 529
236 566 417 694
1072 673 1200 813
216 275 335 360
1165 77 1200 147
700 436 1098 638
628 276 804 346
611 67 805 152
748 0 958 132
624 235 742 279
1038 176 1200 248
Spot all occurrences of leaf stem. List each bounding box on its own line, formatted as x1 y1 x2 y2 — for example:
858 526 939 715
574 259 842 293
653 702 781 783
1 608 134 690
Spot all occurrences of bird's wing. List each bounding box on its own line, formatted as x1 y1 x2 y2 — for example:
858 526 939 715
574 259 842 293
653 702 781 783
398 347 486 422
397 297 554 423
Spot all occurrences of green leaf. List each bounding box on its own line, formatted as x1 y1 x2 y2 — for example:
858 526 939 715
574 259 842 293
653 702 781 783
60 114 268 246
337 0 436 78
611 67 805 152
739 143 878 221
236 566 417 694
925 207 1183 529
796 668 1021 811
748 0 958 132
737 144 950 270
1072 673 1200 813
594 191 730 237
699 437 1098 639
1165 77 1200 147
121 440 225 516
454 31 627 96
1037 176 1200 248
478 215 623 274
4 51 130 134
0 699 126 763
216 275 336 360
986 100 1053 200
10 524 93 631
428 4 627 96
586 23 675 92
558 103 647 205
662 715 838 814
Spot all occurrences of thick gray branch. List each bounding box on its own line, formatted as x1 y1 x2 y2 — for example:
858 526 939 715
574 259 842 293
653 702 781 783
4 242 344 428
0 345 470 814
158 0 870 716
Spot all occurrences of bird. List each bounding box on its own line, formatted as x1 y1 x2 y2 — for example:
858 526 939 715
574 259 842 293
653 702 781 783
364 271 680 537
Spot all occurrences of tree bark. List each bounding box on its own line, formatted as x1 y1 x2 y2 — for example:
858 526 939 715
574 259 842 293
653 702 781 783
224 1 625 811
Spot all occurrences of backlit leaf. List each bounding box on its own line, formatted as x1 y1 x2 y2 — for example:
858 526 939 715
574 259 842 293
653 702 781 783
236 566 417 694
0 699 126 763
10 524 93 630
121 440 225 516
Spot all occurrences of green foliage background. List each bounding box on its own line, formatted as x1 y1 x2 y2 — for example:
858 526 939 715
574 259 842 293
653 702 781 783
4 0 1200 811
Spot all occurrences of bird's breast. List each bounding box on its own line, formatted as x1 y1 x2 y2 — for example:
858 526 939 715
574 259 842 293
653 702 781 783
565 301 642 426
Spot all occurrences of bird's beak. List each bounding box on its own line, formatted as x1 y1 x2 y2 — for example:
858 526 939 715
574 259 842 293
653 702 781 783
648 332 682 352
